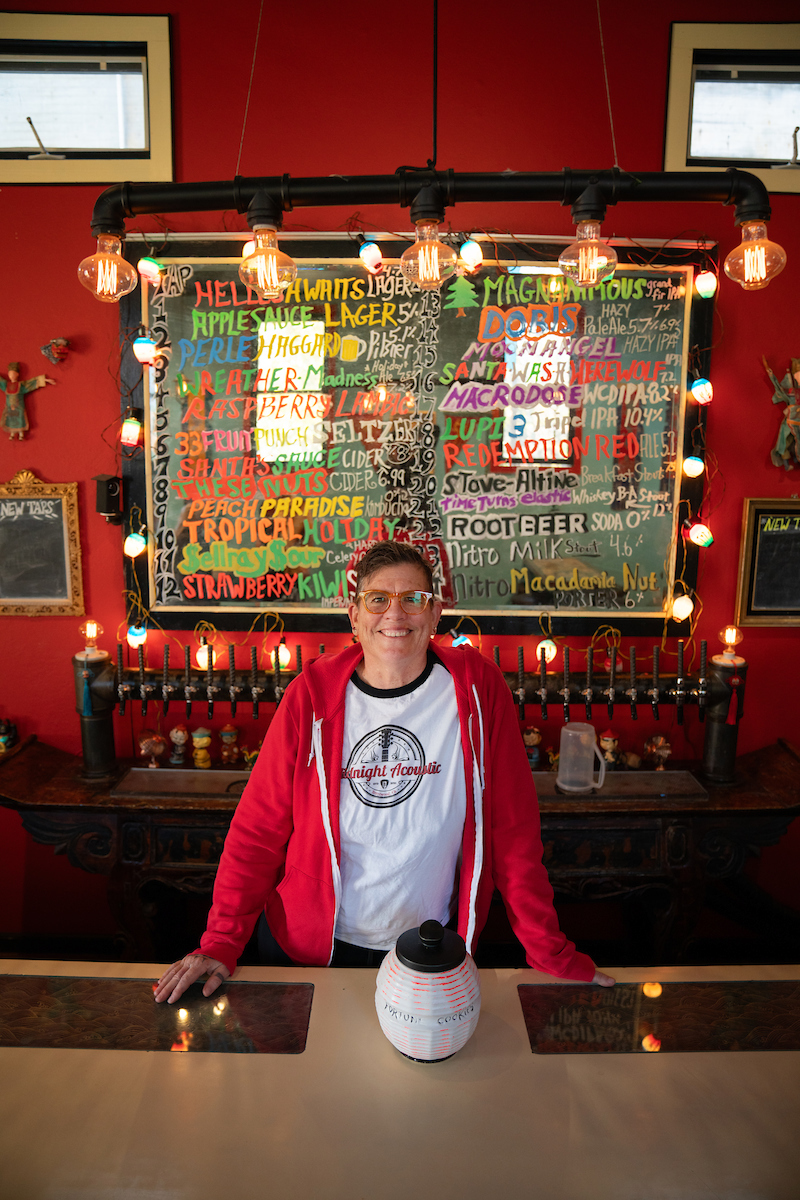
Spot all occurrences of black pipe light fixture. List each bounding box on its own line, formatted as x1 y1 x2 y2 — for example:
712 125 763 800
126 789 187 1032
77 166 787 303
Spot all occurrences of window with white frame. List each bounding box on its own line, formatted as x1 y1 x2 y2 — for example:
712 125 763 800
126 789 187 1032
665 24 800 195
0 13 171 183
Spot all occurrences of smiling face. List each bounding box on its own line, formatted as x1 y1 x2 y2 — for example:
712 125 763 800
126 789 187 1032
349 562 443 688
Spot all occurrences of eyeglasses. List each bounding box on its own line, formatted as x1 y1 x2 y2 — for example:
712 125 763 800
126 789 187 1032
358 589 434 614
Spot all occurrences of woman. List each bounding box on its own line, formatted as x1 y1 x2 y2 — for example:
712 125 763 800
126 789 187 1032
155 542 613 1003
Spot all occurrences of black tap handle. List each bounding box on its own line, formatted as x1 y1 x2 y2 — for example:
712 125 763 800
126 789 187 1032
651 645 660 719
117 643 126 716
629 646 637 720
162 643 170 714
251 645 259 720
184 643 192 717
319 644 325 656
607 646 616 719
493 646 500 668
698 639 708 722
517 645 525 720
540 647 548 721
205 640 214 720
296 644 302 672
138 643 147 715
228 643 237 716
585 647 593 719
562 645 571 722
676 638 685 726
274 644 282 706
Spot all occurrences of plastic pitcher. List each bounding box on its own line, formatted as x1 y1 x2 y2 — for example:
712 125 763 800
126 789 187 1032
557 722 606 793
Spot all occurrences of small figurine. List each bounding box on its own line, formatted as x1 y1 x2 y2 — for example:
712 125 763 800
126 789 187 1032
0 362 56 440
522 725 543 769
644 734 672 771
192 727 212 769
0 719 19 754
599 728 642 770
241 743 261 771
763 356 800 471
219 723 240 765
41 338 70 366
168 723 189 766
138 729 167 768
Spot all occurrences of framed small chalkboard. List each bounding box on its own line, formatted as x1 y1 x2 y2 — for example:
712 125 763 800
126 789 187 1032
0 470 84 615
735 498 800 626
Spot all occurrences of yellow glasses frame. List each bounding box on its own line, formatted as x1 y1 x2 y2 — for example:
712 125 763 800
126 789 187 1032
357 589 434 614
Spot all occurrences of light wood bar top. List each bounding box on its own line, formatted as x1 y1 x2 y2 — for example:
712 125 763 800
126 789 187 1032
1 961 798 1199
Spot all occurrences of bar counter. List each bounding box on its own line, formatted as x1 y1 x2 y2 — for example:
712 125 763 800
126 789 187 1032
1 960 798 1198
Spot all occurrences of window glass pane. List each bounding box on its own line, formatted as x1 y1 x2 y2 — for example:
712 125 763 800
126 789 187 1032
689 76 800 162
0 59 147 151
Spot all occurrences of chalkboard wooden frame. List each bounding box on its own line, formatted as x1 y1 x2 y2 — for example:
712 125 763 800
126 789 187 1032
119 232 714 635
0 470 84 615
735 497 800 626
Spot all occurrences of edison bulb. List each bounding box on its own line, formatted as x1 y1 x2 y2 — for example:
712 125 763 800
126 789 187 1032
123 530 147 557
536 638 558 664
724 221 787 291
719 624 743 652
78 234 139 303
558 221 618 288
459 238 483 272
359 240 383 275
694 270 717 299
399 221 458 291
79 619 103 648
671 595 694 622
682 456 705 478
239 225 297 300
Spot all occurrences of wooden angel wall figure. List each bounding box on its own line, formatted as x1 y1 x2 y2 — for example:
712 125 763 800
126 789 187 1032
763 356 800 471
0 362 56 440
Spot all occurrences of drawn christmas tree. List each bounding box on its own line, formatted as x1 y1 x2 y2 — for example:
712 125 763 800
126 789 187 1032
444 274 480 317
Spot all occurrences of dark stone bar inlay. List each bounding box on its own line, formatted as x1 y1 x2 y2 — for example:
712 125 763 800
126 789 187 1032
518 980 800 1054
0 976 314 1053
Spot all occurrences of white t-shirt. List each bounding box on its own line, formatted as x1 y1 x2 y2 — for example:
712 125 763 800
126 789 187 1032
335 653 467 951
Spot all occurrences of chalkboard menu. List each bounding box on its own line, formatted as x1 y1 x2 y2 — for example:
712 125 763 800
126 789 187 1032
0 470 84 615
125 237 702 628
736 498 800 625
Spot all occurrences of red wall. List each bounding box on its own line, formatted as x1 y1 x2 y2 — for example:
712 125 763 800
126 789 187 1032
2 0 799 938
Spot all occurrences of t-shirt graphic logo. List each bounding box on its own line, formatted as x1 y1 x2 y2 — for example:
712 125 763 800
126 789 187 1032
344 725 426 808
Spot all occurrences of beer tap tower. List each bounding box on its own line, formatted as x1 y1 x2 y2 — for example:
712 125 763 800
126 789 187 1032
73 634 748 786
508 635 748 785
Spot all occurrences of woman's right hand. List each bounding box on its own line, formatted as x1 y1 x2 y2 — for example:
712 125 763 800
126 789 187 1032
153 953 230 1004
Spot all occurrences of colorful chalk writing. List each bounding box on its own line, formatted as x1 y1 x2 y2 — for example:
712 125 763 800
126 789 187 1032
135 245 693 616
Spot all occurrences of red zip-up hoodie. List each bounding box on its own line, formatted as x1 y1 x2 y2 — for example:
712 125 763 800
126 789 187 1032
199 642 596 982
